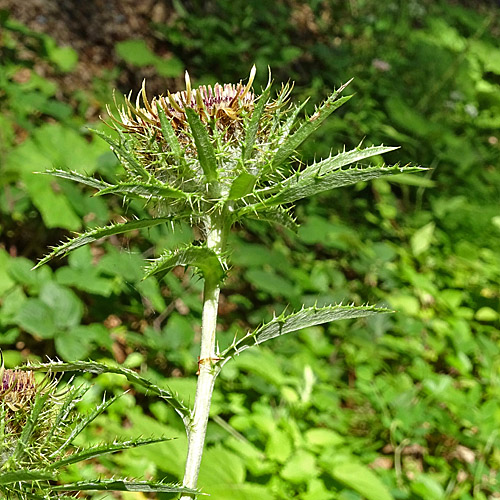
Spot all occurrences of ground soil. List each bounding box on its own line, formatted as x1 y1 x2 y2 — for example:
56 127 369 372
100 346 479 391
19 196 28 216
0 0 182 98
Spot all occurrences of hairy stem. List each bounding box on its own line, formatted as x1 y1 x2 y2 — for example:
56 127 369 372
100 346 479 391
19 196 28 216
180 218 225 499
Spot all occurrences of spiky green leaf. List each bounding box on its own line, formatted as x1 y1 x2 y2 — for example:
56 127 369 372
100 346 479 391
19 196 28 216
269 145 402 204
243 206 298 231
0 470 54 485
243 85 271 161
185 107 218 183
33 217 171 269
278 98 310 145
297 145 400 180
253 164 424 208
272 82 353 168
219 304 390 367
157 103 185 163
43 169 110 190
43 384 88 446
11 393 50 462
49 437 173 469
26 494 76 500
52 479 204 494
93 129 151 180
144 245 225 284
51 394 123 457
95 181 188 199
19 360 190 426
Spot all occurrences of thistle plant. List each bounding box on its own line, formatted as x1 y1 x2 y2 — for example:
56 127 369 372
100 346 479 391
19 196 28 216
32 66 422 497
0 356 200 498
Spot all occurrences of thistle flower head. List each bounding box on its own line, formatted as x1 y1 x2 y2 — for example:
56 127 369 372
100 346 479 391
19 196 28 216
1 368 37 412
100 66 300 220
113 65 258 143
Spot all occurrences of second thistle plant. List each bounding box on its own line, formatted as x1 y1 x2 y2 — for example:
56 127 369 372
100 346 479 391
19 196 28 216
0 357 199 498
35 66 423 497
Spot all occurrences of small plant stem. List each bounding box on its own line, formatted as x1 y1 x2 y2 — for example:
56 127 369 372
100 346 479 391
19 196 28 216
180 218 225 499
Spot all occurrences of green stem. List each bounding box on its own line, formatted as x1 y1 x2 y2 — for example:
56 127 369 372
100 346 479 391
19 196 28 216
180 218 226 499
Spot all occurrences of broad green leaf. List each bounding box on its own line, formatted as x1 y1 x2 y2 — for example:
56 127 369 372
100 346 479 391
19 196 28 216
198 445 245 485
56 266 115 297
305 428 343 449
0 250 15 295
7 256 47 286
228 171 258 200
331 462 393 500
387 294 420 315
48 45 78 72
44 169 110 190
243 85 271 161
40 282 83 330
155 56 184 78
244 268 297 299
411 221 435 256
185 107 218 182
475 307 498 322
0 470 54 485
272 82 353 168
34 217 171 269
281 450 319 484
202 484 274 500
44 37 78 72
53 479 203 494
302 478 335 500
115 412 187 476
266 429 292 463
7 123 104 176
49 437 173 469
15 299 56 339
297 215 356 250
24 173 82 230
220 304 389 366
98 245 146 282
232 349 286 386
258 164 424 207
410 475 445 500
385 96 441 137
54 328 93 360
19 360 190 425
144 245 225 284
388 173 436 187
115 40 183 77
115 39 157 66
95 181 188 199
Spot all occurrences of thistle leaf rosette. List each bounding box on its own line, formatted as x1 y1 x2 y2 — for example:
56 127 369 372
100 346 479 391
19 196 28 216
37 66 423 274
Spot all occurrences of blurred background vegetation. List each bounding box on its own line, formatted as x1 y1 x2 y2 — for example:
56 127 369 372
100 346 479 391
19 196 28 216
0 0 499 499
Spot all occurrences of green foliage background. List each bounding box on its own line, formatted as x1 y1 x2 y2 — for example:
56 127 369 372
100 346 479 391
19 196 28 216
1 1 499 499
